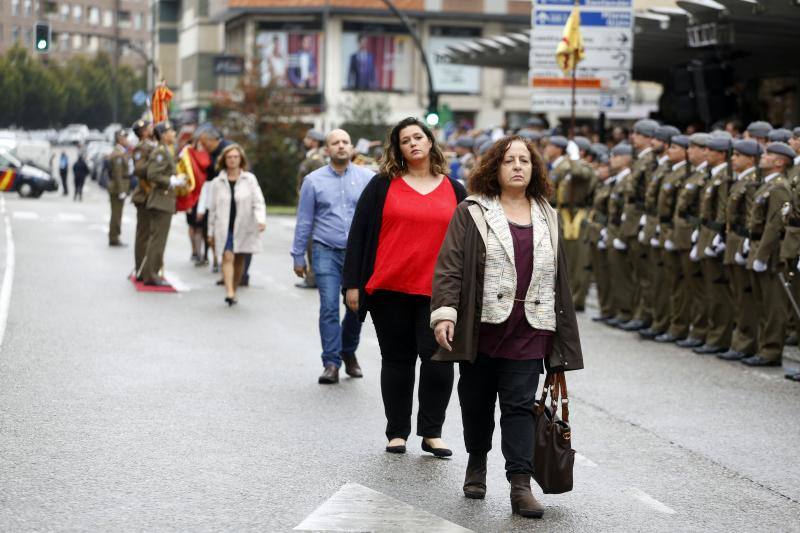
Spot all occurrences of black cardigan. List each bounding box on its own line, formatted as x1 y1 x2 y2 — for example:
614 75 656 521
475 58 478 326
342 174 468 322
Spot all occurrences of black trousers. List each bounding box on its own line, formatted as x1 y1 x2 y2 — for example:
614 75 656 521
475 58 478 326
459 354 542 478
369 291 454 440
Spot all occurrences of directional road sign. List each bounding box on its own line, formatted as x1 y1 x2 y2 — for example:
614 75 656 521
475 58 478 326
530 0 634 113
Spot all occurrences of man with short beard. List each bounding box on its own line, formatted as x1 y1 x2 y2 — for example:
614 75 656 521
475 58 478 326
291 129 375 384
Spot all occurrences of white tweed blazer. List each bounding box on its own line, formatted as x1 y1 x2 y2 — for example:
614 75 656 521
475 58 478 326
470 194 558 331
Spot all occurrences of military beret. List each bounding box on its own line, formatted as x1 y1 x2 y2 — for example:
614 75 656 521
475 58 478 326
633 119 659 137
793 127 800 139
456 136 475 149
710 130 732 140
707 135 731 152
590 143 609 159
596 152 610 165
573 136 591 151
768 128 792 143
154 121 174 136
131 119 150 132
306 129 325 142
655 125 680 142
671 135 690 148
731 139 762 157
517 129 542 142
766 142 797 161
549 135 569 149
689 133 710 147
611 142 633 157
478 140 494 156
746 121 773 138
526 117 545 128
474 134 491 147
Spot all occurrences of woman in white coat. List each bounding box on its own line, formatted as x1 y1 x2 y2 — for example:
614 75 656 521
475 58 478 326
207 144 267 305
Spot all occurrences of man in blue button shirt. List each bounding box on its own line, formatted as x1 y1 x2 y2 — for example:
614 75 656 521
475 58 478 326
292 129 375 384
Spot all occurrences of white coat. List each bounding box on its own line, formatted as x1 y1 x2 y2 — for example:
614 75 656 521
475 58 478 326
207 170 267 255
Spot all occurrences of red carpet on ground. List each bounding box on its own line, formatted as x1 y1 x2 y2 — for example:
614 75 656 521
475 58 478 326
128 274 177 293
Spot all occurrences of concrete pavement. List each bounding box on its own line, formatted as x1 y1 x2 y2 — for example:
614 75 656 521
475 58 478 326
0 182 799 531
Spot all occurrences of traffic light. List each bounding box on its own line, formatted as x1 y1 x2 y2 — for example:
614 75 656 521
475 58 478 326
425 92 440 127
34 22 50 53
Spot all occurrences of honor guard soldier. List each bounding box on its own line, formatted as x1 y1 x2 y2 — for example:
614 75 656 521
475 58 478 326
639 125 680 339
140 121 183 287
768 128 793 144
718 140 763 361
785 128 800 381
743 142 795 367
693 134 735 354
672 133 711 349
108 130 131 247
789 128 800 181
544 135 571 207
654 134 692 343
618 119 660 332
745 121 773 148
606 143 636 327
587 145 614 322
131 120 156 278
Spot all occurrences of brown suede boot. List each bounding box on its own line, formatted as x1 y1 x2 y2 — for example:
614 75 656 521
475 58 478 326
509 473 544 518
463 454 487 499
342 354 363 378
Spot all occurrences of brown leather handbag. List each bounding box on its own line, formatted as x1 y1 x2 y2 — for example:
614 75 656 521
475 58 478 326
532 372 575 494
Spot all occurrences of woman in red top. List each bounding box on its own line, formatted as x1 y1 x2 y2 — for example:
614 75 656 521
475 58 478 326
343 117 467 456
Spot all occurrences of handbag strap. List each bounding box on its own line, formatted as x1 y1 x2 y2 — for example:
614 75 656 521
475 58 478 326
543 372 570 424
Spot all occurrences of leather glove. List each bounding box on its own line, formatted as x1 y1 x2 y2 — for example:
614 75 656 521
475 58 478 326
753 259 768 273
650 237 661 248
691 228 699 244
743 238 750 255
665 239 676 252
638 230 646 244
704 246 718 258
734 252 747 266
690 245 700 262
613 238 628 251
712 233 726 253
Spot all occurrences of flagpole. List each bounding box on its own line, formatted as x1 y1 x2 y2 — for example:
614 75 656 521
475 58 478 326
570 51 577 138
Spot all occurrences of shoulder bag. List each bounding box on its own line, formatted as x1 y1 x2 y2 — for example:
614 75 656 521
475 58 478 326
532 371 575 494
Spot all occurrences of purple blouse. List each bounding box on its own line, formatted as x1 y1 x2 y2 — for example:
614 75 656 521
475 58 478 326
478 221 554 361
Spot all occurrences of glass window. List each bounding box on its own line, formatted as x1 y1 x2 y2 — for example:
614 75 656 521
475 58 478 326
72 4 81 22
103 9 112 27
88 6 99 25
117 10 131 28
88 35 98 51
134 13 142 30
24 27 32 46
60 31 69 49
11 0 19 15
60 3 69 20
11 25 19 43
72 33 81 48
23 0 31 16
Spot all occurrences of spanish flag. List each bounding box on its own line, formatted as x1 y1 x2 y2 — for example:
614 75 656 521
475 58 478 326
555 7 585 75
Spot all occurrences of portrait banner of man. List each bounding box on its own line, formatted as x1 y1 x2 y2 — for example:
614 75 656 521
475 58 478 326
341 23 413 92
256 30 320 90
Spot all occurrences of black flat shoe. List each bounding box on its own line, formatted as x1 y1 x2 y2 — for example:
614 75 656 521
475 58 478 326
741 355 781 367
717 349 749 361
386 443 406 454
654 333 685 343
422 440 453 458
225 297 237 307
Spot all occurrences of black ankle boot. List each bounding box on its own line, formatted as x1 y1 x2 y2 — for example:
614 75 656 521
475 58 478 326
463 454 487 499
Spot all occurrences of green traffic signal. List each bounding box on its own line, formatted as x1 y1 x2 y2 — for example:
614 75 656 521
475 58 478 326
34 22 50 53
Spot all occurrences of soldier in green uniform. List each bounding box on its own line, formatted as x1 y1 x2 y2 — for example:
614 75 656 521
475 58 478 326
742 142 795 366
295 129 327 289
586 145 614 321
655 135 692 343
606 143 636 326
639 125 679 339
543 135 571 208
745 121 773 148
672 133 711 348
131 120 156 278
140 122 181 287
693 135 735 354
108 130 131 247
785 128 800 380
618 119 660 332
718 140 763 361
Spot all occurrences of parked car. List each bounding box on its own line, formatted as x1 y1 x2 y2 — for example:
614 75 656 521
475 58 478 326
84 141 113 181
0 148 58 198
12 139 53 171
57 124 89 145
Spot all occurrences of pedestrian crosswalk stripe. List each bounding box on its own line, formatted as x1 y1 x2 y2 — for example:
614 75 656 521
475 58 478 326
628 488 676 515
294 482 473 532
11 211 38 220
57 213 86 222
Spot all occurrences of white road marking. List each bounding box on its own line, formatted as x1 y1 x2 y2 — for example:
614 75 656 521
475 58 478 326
628 488 676 515
11 211 38 220
87 224 107 233
57 213 86 222
260 274 301 299
163 270 190 292
294 482 473 532
575 453 598 467
0 197 15 351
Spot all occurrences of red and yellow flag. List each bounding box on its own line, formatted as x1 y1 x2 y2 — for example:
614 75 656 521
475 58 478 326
555 7 585 74
152 80 174 124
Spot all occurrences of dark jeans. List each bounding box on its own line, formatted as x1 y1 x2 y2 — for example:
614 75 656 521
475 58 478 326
370 291 454 440
458 354 542 478
311 243 361 368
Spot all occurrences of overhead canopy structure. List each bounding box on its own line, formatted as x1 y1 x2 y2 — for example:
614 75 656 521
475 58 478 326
437 0 800 86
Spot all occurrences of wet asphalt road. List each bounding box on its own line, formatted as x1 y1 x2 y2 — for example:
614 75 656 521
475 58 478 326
0 181 799 532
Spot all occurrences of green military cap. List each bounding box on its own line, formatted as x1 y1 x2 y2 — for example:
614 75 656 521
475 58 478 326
689 133 711 147
768 128 792 143
633 119 659 137
766 141 797 161
732 139 762 157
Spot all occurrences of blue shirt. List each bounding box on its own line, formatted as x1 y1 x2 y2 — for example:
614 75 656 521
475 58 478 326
291 163 375 267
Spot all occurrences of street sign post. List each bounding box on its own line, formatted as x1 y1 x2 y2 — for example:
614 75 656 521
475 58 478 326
530 0 633 113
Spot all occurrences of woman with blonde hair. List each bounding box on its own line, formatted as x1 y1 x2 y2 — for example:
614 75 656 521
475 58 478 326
343 117 467 456
207 144 267 306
